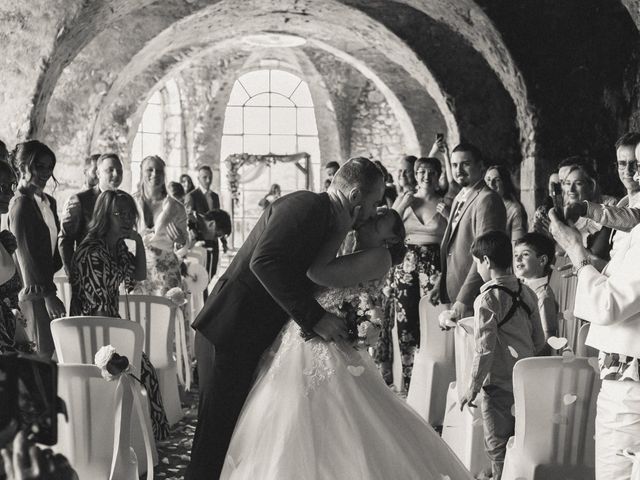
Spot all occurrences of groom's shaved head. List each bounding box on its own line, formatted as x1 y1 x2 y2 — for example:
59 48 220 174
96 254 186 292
331 157 384 194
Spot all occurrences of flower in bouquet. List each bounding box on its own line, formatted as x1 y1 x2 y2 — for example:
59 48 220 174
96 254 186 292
165 286 188 306
340 293 384 348
94 345 131 381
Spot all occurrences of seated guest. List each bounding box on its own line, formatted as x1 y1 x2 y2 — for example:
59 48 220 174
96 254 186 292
484 165 528 241
168 181 186 203
514 232 558 354
134 155 188 295
9 140 66 357
59 153 123 275
69 189 169 440
460 231 545 480
549 207 640 480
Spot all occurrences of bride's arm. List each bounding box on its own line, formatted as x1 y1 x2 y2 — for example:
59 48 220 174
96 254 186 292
307 246 392 288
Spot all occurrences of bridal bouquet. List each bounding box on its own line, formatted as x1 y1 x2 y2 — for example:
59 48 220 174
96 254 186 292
340 292 384 348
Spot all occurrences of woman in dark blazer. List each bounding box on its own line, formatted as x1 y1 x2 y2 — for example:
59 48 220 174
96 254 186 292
9 140 66 357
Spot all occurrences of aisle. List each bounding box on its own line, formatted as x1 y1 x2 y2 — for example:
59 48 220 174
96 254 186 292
153 387 198 479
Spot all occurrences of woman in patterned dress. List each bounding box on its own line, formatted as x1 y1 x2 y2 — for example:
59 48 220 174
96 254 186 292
387 157 449 390
70 189 169 440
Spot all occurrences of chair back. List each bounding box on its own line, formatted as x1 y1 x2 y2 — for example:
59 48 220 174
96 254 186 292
419 298 452 358
54 273 72 312
52 316 143 370
454 316 475 402
186 245 207 271
56 364 139 480
576 323 598 357
511 357 600 467
118 295 177 371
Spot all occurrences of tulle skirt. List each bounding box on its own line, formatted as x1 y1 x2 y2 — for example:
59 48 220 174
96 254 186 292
221 321 473 480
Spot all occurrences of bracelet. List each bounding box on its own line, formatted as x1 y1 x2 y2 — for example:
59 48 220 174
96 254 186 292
572 258 591 276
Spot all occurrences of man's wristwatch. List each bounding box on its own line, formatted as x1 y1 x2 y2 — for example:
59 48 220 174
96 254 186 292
572 258 591 276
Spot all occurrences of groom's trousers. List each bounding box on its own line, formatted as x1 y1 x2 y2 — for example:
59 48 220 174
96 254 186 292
186 330 276 480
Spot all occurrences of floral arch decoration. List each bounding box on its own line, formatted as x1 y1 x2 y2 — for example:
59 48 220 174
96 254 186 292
225 151 311 205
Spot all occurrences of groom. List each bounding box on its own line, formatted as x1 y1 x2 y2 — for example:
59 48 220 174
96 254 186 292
186 157 385 479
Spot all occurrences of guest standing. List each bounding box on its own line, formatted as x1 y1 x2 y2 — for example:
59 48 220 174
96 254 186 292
258 184 281 210
70 189 169 439
185 165 226 279
180 173 196 195
484 165 528 241
133 155 188 295
438 143 507 324
0 158 30 353
9 140 66 357
390 157 448 389
58 153 123 275
549 207 640 480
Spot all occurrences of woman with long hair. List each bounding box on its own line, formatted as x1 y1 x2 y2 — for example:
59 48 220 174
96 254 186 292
9 140 66 357
70 189 169 439
133 155 188 295
386 157 449 390
180 173 195 194
258 183 282 210
484 165 528 241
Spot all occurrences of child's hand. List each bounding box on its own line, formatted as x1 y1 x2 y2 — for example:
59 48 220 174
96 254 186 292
459 389 478 411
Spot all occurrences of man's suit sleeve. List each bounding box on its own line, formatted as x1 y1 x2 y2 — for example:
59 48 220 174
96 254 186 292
250 197 326 332
456 192 507 306
212 192 220 210
58 194 82 274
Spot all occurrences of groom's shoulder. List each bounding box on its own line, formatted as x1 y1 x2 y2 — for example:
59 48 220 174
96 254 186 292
275 190 328 211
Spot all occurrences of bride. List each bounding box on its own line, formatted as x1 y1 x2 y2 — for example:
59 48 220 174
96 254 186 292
220 207 472 480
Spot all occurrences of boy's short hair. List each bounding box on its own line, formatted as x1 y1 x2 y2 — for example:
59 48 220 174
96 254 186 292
471 231 512 269
515 232 556 275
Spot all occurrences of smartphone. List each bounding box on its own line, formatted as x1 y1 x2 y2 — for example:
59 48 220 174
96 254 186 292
0 353 60 446
551 183 565 222
436 133 444 142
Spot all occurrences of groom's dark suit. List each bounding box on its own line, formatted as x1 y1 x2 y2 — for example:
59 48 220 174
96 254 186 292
187 190 333 479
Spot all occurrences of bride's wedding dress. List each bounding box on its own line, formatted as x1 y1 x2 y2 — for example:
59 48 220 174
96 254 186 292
220 279 473 480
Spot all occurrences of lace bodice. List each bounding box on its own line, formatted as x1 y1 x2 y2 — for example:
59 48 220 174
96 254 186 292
313 277 386 317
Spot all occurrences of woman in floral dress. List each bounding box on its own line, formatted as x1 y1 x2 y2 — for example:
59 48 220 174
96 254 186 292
388 157 449 390
70 189 169 440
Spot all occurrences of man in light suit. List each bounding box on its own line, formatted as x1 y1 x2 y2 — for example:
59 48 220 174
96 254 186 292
438 143 507 323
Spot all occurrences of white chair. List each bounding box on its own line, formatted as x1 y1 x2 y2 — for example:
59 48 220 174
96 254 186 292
56 364 154 480
51 316 157 472
576 323 598 358
502 357 600 480
54 273 72 313
119 294 185 425
406 299 454 426
441 317 492 476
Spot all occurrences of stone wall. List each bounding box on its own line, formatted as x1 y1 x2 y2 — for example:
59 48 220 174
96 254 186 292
350 81 406 175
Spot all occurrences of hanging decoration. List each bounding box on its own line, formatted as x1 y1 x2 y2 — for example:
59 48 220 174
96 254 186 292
225 152 310 205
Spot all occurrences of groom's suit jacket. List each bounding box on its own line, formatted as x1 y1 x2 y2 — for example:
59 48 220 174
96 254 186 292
439 181 506 307
192 190 332 347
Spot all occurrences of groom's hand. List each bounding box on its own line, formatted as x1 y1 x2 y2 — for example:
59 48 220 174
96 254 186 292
313 312 348 342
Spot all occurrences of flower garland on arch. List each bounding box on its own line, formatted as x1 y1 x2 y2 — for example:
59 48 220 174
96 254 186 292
225 152 311 205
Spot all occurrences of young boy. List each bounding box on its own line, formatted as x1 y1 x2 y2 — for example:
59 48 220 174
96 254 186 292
514 232 559 354
460 231 545 480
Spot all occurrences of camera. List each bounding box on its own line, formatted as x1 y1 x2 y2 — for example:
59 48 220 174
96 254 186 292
0 353 64 447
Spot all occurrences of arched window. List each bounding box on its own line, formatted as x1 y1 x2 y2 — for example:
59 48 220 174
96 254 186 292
220 69 321 247
130 80 184 189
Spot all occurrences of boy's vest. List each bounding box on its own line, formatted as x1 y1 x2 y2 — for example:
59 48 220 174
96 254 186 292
485 282 532 327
